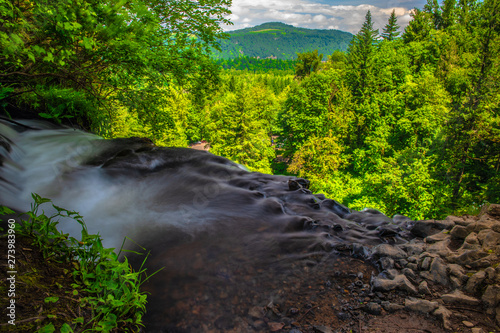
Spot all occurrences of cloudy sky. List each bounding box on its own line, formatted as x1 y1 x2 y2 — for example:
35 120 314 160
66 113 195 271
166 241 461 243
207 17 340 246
224 0 428 34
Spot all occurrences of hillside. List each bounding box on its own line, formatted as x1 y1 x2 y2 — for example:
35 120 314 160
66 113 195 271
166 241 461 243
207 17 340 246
214 22 353 60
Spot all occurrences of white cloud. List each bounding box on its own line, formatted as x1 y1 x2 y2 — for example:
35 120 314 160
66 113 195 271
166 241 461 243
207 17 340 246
223 0 418 34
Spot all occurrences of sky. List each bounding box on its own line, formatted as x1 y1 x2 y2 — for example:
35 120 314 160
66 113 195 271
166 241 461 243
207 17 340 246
223 0 429 34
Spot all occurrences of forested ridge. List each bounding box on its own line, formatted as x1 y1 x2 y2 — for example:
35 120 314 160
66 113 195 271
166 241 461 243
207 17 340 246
212 22 353 60
1 0 499 221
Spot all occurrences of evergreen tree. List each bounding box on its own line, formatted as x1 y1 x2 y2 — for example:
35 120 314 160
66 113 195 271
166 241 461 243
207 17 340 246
347 10 379 98
382 10 401 41
441 0 457 28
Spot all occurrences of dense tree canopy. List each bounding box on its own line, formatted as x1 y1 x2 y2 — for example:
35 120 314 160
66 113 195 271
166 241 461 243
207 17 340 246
0 0 231 136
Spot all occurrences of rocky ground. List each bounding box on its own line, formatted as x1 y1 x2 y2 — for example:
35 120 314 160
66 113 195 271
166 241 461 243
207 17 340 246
247 204 500 333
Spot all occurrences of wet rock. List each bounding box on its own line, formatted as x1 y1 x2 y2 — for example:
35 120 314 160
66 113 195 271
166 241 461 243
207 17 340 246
364 302 382 315
418 281 431 295
372 244 407 259
433 306 452 330
450 225 470 239
441 290 481 306
430 257 449 286
404 297 439 313
381 301 404 313
321 199 350 218
465 270 486 294
372 274 417 294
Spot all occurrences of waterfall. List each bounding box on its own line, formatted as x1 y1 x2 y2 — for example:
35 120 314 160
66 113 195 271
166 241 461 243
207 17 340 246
0 118 413 332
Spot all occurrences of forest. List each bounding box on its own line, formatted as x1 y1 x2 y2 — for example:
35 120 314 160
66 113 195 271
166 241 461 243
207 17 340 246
212 22 353 60
0 0 499 221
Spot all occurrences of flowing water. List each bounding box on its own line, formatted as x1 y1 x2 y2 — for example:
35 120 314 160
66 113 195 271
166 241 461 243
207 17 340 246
0 119 414 332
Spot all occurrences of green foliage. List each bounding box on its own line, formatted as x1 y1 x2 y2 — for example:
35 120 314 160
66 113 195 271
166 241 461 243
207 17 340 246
11 193 158 332
218 56 297 73
277 0 499 220
207 74 281 173
0 0 231 136
294 50 323 79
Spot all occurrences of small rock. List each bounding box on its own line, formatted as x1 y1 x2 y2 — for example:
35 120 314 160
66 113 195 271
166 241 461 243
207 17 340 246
248 306 263 318
336 312 349 321
379 257 395 270
381 301 404 313
448 249 489 266
433 306 452 330
450 225 470 239
402 268 416 281
425 232 449 243
313 325 333 333
372 274 418 294
402 243 427 256
462 320 475 328
441 290 481 306
421 256 433 270
407 263 418 271
372 244 407 259
471 328 485 333
465 270 486 294
364 302 382 315
418 281 431 295
427 239 453 257
481 284 500 314
405 297 439 313
430 257 449 286
411 220 440 237
268 322 284 332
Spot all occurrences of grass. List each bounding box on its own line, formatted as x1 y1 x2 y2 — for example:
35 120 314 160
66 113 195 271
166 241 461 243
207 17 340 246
0 194 159 332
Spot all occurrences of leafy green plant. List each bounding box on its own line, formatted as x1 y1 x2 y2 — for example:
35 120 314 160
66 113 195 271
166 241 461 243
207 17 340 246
13 193 161 332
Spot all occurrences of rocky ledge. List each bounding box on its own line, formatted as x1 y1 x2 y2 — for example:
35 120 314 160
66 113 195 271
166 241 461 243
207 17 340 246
364 203 500 332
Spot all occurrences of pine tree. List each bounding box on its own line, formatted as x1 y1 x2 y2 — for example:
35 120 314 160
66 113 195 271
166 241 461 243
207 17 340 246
382 10 401 41
347 10 379 97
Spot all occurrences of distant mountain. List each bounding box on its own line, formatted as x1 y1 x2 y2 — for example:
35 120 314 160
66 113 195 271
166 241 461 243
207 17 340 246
213 22 353 60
